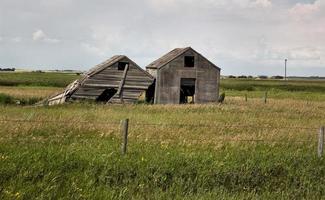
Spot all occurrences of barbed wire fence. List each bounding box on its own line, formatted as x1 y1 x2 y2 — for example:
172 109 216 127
0 118 324 157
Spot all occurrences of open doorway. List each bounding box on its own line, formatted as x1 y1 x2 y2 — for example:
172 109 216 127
180 78 196 104
96 88 117 102
145 81 155 104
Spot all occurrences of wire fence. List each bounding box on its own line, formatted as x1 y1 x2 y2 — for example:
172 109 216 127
0 118 321 145
1 118 324 156
0 118 319 130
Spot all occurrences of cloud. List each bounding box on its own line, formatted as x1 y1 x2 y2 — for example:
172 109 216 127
148 0 272 10
289 0 325 20
256 39 321 61
290 2 319 16
11 37 22 43
0 0 324 75
32 29 60 44
250 0 272 8
32 30 46 41
80 42 105 56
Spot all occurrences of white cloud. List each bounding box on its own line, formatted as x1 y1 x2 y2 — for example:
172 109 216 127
32 29 46 41
256 41 321 61
81 42 105 56
250 0 272 8
289 47 321 60
290 3 319 16
1 0 324 75
44 38 60 44
32 29 60 43
11 37 22 43
289 0 325 20
148 0 272 10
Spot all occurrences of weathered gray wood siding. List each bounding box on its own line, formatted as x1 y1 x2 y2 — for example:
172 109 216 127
154 49 220 104
71 57 154 103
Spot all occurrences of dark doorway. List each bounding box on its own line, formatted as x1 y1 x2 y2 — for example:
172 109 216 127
180 78 196 104
145 80 155 104
96 88 117 102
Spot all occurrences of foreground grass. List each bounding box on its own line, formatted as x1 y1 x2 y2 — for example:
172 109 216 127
1 99 325 199
1 137 323 199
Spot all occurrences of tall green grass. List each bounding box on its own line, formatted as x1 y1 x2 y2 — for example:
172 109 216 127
0 93 41 105
0 134 324 199
0 99 325 199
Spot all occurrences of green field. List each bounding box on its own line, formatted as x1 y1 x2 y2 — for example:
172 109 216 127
1 72 325 199
0 72 80 87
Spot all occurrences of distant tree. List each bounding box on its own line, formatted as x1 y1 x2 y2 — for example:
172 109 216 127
258 75 268 79
271 75 283 79
228 75 236 78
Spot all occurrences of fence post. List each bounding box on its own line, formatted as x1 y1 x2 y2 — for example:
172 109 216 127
121 119 129 155
264 92 268 104
245 94 247 102
318 126 324 158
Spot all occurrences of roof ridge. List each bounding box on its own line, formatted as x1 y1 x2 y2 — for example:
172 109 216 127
86 55 125 77
146 47 191 69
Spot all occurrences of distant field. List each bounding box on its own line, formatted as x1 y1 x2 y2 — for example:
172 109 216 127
221 78 325 92
1 72 325 101
1 72 325 199
0 86 62 98
0 72 80 87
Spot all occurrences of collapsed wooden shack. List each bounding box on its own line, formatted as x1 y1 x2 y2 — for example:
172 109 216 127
47 55 154 105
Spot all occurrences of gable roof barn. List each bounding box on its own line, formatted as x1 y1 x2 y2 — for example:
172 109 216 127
145 47 221 104
46 55 154 105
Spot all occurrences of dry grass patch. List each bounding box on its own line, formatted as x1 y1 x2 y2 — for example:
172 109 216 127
0 86 62 98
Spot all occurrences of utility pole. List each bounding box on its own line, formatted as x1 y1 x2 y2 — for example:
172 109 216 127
284 59 287 81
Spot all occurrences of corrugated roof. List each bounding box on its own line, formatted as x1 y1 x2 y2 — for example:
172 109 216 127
146 47 191 69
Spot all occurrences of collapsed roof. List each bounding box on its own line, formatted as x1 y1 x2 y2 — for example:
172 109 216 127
45 55 154 105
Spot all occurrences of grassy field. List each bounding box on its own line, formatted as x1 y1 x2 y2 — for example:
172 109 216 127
221 78 325 101
1 72 325 199
0 72 79 87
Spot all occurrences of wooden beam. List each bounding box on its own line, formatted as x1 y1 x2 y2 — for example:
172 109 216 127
116 64 129 102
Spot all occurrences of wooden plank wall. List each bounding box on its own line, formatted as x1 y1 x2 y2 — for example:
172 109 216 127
154 49 220 104
71 57 154 103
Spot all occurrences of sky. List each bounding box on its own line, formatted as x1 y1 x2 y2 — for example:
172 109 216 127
0 0 324 76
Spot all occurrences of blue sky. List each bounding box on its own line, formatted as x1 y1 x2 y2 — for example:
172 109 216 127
0 0 324 76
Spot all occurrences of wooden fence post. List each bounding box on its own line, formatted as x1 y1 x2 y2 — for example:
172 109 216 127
318 126 324 158
121 119 129 155
264 92 268 104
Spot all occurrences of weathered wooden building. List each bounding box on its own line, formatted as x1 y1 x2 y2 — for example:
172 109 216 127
47 55 154 105
146 47 220 104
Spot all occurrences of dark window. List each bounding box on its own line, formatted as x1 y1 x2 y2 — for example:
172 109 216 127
184 56 194 67
118 62 129 71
